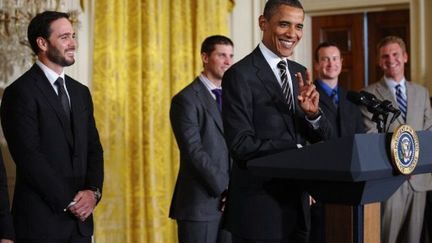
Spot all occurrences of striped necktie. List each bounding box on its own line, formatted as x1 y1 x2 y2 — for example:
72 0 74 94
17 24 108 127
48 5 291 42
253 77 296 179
395 84 407 122
277 60 293 111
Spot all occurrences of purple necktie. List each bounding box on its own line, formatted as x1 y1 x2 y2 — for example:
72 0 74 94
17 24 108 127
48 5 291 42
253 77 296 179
211 89 222 111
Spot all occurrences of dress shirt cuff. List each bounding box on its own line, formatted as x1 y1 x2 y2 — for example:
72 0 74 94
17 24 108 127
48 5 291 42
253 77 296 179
305 108 323 130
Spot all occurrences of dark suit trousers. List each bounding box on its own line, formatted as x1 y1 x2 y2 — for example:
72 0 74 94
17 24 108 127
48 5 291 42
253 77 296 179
17 237 90 243
17 226 91 243
232 235 305 243
177 218 231 243
232 227 308 243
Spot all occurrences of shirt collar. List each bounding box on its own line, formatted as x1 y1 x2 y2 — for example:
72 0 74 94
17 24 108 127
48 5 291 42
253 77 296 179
259 42 286 69
384 76 406 91
36 59 65 86
317 80 338 97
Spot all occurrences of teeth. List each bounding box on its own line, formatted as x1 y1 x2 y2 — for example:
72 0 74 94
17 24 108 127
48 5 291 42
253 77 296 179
280 40 293 48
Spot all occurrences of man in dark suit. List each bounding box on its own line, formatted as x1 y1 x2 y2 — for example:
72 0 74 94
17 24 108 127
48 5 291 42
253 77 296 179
169 35 234 243
310 42 365 243
313 42 364 139
0 151 14 243
221 1 333 242
0 11 103 242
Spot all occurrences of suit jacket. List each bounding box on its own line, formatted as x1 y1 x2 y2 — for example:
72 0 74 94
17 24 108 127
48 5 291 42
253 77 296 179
0 64 104 238
221 47 332 239
362 78 432 191
315 81 365 138
0 152 14 240
169 77 230 221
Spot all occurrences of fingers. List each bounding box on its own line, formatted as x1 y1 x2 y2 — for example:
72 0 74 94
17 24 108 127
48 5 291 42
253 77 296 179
296 70 312 87
309 196 316 205
296 72 304 88
68 190 97 221
73 191 84 203
305 70 311 85
70 205 93 221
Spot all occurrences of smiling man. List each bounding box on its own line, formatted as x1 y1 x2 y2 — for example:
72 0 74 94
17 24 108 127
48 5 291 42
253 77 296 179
310 42 365 243
0 11 104 242
221 1 333 242
169 35 234 243
361 36 432 243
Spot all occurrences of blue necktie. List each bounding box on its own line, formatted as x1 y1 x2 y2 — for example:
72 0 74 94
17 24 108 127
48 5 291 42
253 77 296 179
211 88 222 111
395 84 407 122
277 60 293 111
330 89 338 107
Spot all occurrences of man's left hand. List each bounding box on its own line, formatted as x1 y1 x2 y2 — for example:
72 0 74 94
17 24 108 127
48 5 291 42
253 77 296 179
296 71 320 119
68 190 97 221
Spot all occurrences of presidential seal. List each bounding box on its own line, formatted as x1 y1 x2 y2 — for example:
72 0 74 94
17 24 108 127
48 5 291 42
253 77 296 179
390 125 420 174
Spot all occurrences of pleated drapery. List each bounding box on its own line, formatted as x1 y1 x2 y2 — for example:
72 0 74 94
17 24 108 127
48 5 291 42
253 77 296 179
91 0 233 242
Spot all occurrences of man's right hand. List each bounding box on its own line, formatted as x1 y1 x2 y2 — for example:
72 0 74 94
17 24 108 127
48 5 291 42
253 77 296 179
1 239 14 243
219 189 229 212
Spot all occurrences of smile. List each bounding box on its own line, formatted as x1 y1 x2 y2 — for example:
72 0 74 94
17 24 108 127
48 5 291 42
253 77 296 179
280 39 294 48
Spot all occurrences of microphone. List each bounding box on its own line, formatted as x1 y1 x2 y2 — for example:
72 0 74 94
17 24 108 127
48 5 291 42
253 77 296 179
360 91 401 116
379 100 401 116
346 91 401 116
346 91 386 114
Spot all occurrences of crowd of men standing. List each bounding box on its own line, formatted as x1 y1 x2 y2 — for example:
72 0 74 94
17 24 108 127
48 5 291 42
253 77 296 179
0 0 431 243
169 1 432 243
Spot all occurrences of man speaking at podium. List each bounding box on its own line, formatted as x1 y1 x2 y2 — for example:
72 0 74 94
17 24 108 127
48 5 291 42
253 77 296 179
221 0 332 242
361 36 432 243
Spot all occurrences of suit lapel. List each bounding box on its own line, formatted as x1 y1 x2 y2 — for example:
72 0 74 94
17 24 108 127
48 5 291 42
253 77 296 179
193 79 224 133
338 88 353 136
66 76 81 149
375 79 405 124
316 81 337 116
32 65 74 147
405 81 416 125
252 48 296 137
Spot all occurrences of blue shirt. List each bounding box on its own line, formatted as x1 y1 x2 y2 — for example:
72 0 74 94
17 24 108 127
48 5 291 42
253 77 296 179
317 80 339 105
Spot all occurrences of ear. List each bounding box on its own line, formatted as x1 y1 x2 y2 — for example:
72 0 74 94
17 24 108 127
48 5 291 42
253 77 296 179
258 15 267 31
201 52 209 64
403 51 408 63
36 37 48 52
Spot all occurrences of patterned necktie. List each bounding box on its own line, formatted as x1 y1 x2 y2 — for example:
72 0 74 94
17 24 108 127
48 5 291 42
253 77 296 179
395 84 407 122
277 60 293 111
55 77 71 120
211 88 222 112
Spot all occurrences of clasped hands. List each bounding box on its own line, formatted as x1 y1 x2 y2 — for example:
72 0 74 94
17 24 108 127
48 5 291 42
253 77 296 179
296 71 320 119
66 190 97 221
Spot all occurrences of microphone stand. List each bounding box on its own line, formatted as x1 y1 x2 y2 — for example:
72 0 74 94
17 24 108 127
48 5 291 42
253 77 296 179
371 111 388 133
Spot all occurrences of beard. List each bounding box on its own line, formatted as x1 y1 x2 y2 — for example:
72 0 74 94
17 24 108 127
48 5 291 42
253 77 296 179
46 42 75 67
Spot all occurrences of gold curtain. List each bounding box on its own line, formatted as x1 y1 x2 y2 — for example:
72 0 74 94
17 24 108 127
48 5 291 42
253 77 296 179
92 0 233 242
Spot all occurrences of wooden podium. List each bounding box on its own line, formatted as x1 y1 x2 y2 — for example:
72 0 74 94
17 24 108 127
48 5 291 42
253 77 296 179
247 131 432 243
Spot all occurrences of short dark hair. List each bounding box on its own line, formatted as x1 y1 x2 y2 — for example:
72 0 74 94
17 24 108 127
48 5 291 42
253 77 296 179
314 41 341 61
200 35 233 55
27 11 70 55
263 0 304 20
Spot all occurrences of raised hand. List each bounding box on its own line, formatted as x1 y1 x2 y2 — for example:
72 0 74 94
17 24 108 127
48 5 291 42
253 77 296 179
296 70 320 119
